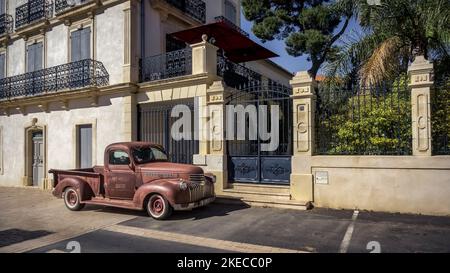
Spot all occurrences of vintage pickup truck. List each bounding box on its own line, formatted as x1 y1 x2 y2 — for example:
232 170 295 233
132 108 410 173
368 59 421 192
49 142 215 219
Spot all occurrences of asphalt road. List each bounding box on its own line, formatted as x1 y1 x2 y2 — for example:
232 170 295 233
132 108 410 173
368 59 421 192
1 187 450 253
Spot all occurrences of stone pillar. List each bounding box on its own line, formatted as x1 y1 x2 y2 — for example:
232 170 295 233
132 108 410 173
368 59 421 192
123 0 140 83
122 90 138 141
193 81 228 194
289 71 316 202
408 55 434 156
190 35 218 76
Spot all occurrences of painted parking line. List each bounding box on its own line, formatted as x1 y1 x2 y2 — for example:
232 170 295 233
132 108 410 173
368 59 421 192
339 210 359 253
103 225 309 253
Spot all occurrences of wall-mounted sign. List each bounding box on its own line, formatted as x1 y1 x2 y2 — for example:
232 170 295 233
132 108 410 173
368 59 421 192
315 171 329 185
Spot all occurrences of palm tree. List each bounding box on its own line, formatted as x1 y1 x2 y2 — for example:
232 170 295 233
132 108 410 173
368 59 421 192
326 0 450 85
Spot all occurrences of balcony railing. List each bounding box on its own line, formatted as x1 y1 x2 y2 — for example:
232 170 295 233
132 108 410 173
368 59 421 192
15 0 53 29
217 56 262 89
0 59 109 100
164 0 206 23
55 0 91 14
140 48 192 82
0 13 13 36
214 16 250 37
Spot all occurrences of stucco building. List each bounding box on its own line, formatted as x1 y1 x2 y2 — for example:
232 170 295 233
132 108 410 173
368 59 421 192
0 0 297 204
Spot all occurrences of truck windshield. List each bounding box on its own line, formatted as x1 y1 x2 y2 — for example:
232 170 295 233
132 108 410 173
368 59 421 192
132 147 168 164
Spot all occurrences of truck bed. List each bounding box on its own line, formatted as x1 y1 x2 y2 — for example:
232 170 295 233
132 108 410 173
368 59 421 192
49 166 105 196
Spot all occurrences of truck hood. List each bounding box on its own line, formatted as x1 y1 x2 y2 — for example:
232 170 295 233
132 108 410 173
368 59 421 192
138 162 203 176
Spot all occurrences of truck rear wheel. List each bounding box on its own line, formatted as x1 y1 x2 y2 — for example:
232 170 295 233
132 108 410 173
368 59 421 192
147 194 172 220
63 187 85 211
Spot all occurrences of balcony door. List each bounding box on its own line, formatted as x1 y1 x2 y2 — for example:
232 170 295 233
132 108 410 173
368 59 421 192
71 27 91 62
0 0 5 15
26 42 43 73
26 42 43 94
70 27 91 88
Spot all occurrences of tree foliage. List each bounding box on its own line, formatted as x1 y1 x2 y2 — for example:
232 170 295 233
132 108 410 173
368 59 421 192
325 0 450 85
242 0 354 78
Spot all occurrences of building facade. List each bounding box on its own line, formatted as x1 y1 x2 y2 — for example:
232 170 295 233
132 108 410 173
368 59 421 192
0 0 293 195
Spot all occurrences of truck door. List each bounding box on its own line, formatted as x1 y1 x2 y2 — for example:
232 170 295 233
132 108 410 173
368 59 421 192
105 150 136 199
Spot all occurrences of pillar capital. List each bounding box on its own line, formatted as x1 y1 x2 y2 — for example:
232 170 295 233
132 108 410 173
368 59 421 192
290 71 317 99
408 55 434 88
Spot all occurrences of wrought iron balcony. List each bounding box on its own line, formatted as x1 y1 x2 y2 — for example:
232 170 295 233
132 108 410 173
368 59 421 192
217 56 262 89
214 16 250 38
0 14 13 36
54 0 92 14
140 48 192 83
15 0 53 29
0 59 109 100
164 0 206 23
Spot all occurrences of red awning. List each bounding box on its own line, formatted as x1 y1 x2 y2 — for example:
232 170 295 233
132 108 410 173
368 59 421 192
169 19 278 63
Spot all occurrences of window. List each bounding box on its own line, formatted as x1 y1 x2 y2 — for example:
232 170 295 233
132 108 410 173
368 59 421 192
0 0 5 15
26 42 43 72
77 125 92 169
0 53 5 79
0 126 3 174
224 0 237 24
109 150 130 165
132 146 168 164
71 27 91 62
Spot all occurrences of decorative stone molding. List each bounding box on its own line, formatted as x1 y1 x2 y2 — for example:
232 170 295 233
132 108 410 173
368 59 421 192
408 55 433 156
16 106 27 115
37 102 49 113
60 100 69 110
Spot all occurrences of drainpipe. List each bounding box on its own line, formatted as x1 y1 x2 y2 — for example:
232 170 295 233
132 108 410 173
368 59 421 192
140 0 145 60
139 0 145 82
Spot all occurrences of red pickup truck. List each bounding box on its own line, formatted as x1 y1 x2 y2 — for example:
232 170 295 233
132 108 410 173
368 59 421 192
49 142 215 220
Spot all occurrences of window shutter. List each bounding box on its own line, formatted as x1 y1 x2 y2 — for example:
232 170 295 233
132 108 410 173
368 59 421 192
0 0 5 15
71 30 81 62
27 44 35 73
80 27 91 60
0 54 5 79
34 42 43 71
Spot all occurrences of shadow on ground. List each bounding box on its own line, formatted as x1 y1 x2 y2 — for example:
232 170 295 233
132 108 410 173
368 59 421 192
0 229 53 247
81 201 251 220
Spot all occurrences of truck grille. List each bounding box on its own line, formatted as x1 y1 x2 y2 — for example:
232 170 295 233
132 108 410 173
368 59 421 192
188 181 214 202
189 174 205 183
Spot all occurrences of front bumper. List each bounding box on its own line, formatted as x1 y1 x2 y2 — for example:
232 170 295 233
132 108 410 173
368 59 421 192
172 196 216 211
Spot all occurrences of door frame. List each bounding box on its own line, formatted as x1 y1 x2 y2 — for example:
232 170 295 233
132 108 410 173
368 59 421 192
23 120 48 189
73 119 97 169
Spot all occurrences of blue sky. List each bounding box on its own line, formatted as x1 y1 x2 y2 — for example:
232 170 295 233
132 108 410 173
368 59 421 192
240 16 362 74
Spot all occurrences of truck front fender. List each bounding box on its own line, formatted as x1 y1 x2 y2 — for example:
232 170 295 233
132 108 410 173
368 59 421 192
53 177 94 201
133 180 179 209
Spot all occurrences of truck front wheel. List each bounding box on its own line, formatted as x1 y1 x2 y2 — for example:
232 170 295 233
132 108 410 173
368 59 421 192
147 194 172 220
63 187 85 211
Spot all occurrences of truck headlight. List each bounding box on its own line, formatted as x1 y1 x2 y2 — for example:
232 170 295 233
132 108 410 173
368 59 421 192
179 180 188 191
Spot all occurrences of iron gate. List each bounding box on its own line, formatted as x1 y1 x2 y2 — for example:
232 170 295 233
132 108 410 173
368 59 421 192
227 81 293 184
138 99 198 164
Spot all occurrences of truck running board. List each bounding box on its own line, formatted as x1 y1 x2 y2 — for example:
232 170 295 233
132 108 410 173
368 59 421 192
83 198 142 211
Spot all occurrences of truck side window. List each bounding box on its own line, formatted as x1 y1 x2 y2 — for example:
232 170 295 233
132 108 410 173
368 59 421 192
109 150 130 165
